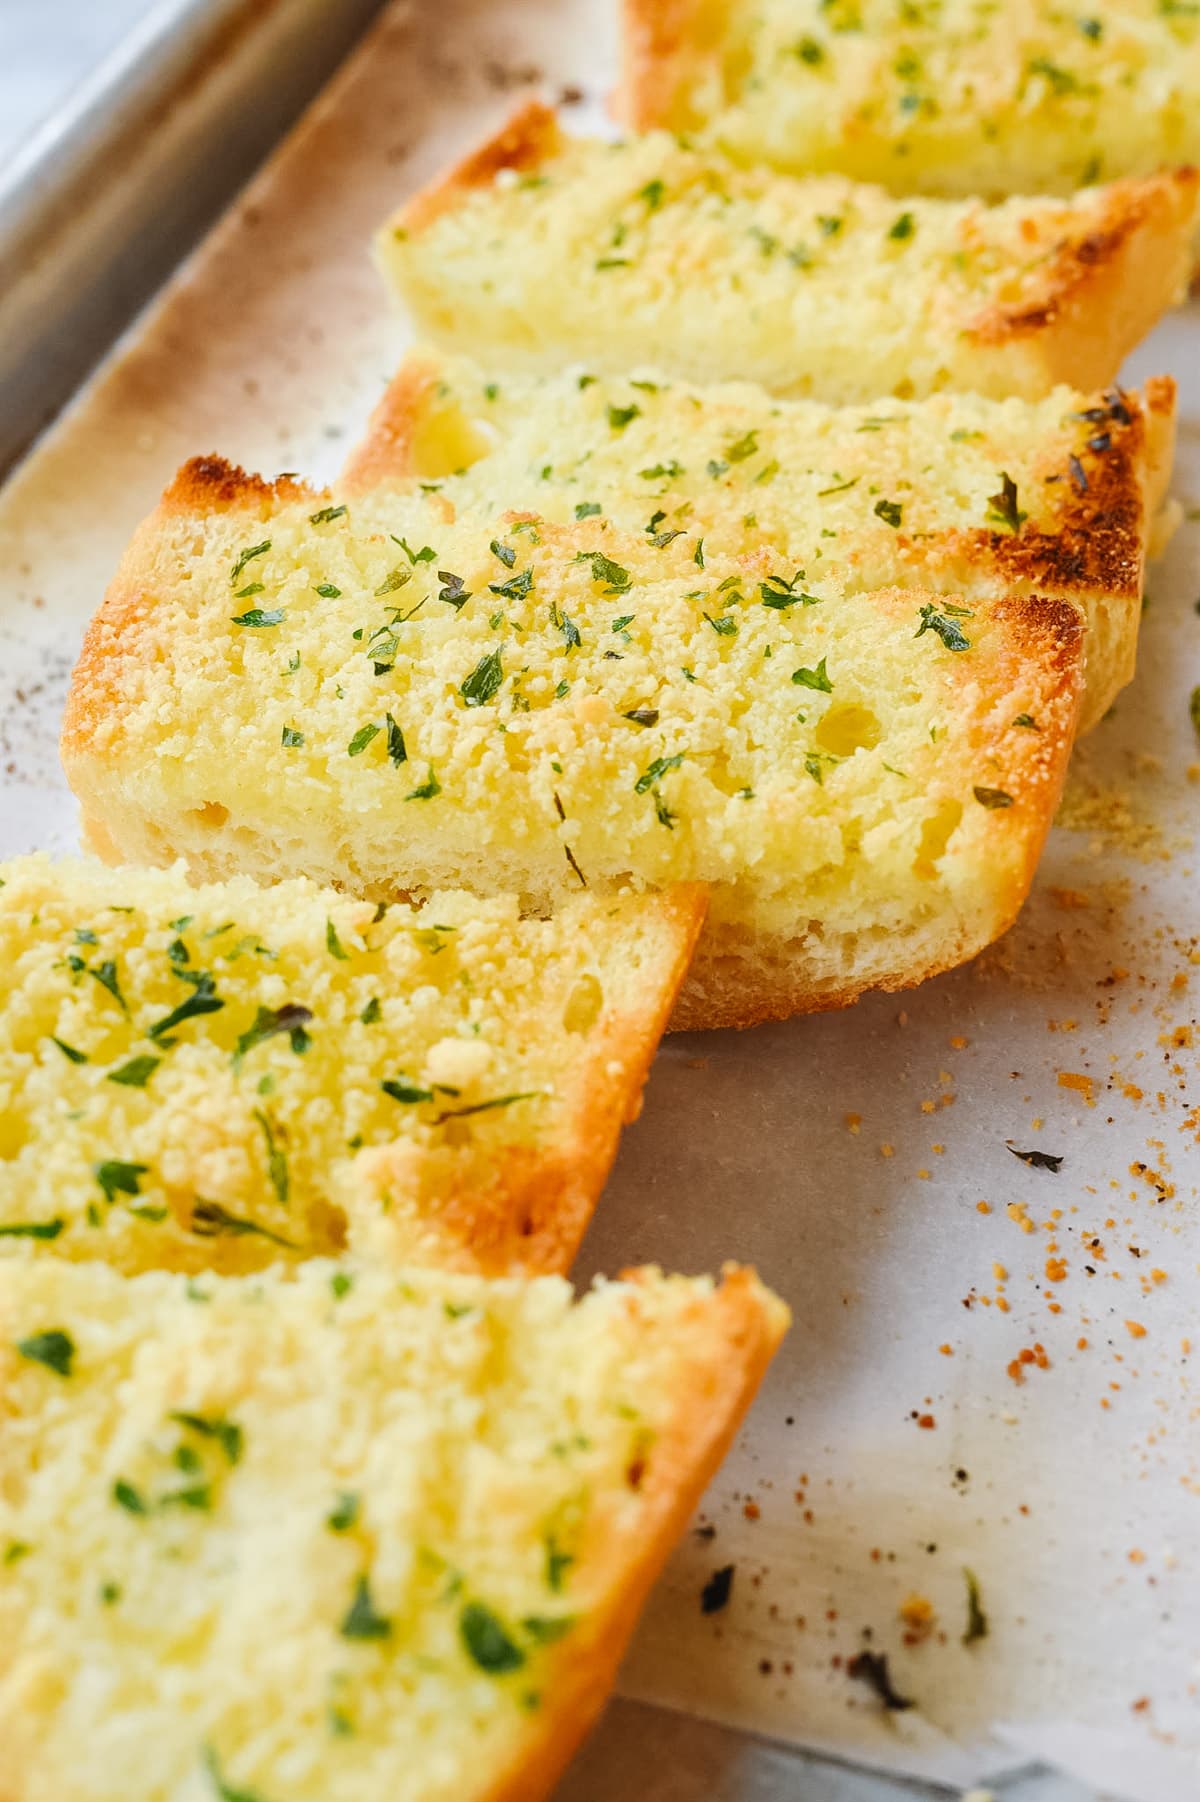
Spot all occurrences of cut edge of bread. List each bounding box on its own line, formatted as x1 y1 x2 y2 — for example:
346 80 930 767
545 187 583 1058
473 1261 790 1801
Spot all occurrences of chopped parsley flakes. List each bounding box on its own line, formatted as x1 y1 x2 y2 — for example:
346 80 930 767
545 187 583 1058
915 602 972 652
460 647 505 707
341 1574 392 1641
17 1329 75 1377
460 1600 525 1673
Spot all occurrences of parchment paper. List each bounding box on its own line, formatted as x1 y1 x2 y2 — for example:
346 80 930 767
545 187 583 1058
0 2 1196 1794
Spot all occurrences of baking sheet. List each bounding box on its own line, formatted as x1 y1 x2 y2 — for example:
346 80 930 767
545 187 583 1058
0 2 1197 1796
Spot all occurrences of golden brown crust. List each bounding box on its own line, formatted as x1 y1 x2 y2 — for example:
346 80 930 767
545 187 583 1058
614 0 717 132
476 1264 789 1802
965 169 1199 389
62 455 320 768
363 885 708 1275
162 453 316 515
886 382 1170 620
399 101 566 238
341 355 444 492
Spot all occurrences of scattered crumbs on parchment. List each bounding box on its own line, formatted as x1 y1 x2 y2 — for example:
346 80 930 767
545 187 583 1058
1055 759 1189 862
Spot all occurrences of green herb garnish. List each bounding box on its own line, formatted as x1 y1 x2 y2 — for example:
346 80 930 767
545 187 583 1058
406 769 441 801
348 722 381 757
189 1202 296 1248
488 567 532 603
963 1567 989 1643
460 1601 525 1673
17 1329 75 1377
171 1412 243 1465
725 429 759 464
381 1076 434 1105
229 542 271 586
94 1160 149 1204
635 753 685 793
792 657 833 692
233 1003 312 1067
384 713 407 767
461 647 505 707
106 1055 160 1089
204 1744 268 1802
254 1110 288 1204
915 603 972 652
89 959 126 1011
575 551 631 595
986 472 1026 534
328 1492 360 1533
341 1575 392 1641
148 972 222 1040
760 571 817 609
231 608 284 629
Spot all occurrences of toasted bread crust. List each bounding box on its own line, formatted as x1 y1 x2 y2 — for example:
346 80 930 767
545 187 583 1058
964 169 1199 390
616 0 715 133
353 885 708 1270
401 101 566 236
476 1264 789 1802
342 355 444 492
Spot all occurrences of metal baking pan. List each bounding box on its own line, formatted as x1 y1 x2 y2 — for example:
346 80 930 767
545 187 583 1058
3 3 1197 1797
0 0 387 473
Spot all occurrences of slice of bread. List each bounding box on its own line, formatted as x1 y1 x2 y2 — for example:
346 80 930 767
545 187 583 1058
376 103 1199 406
0 1255 788 1801
62 455 1083 1029
345 349 1176 733
618 0 1200 199
0 856 703 1275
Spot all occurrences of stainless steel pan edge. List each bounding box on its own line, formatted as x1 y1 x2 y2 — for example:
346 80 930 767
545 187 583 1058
0 0 389 475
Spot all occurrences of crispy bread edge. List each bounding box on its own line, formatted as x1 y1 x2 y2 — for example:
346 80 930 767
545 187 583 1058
475 1264 789 1802
394 101 566 238
364 885 708 1276
613 0 717 131
966 169 1200 389
341 354 445 492
61 456 321 776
